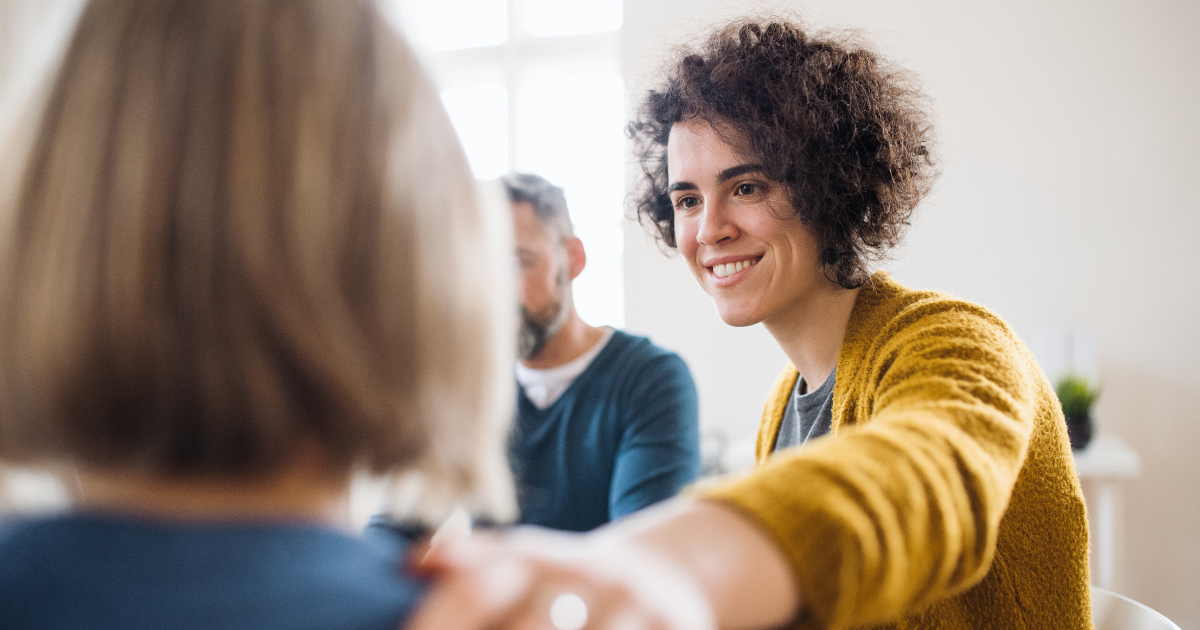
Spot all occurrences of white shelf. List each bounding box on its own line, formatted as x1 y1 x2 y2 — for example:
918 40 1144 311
1074 435 1141 480
1072 434 1140 590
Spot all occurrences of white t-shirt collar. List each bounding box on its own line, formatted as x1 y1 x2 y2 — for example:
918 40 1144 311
515 327 615 410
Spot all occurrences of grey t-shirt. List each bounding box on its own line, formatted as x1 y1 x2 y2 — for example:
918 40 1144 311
773 370 836 451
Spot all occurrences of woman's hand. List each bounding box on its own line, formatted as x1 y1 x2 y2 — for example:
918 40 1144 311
406 526 714 630
404 499 800 630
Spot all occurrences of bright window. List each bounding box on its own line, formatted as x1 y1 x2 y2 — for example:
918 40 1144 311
519 0 623 38
439 86 509 180
383 0 625 328
391 0 507 51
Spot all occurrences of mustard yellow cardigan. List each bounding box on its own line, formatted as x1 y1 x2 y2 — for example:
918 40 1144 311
700 272 1092 630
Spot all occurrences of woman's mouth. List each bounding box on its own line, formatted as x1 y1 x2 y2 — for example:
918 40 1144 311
707 256 761 282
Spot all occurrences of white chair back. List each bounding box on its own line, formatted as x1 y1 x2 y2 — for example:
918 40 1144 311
1092 585 1181 630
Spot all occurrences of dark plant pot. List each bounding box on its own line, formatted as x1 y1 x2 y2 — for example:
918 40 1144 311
1066 414 1093 450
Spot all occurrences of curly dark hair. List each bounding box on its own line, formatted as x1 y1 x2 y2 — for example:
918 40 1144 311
628 19 937 288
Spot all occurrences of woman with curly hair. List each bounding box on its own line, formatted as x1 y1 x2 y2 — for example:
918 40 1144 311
408 18 1091 630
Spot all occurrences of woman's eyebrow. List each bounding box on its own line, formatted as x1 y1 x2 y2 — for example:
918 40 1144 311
716 163 764 183
668 164 764 193
668 181 697 192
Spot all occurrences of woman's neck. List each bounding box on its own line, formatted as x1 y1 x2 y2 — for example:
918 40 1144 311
763 283 860 387
75 453 352 528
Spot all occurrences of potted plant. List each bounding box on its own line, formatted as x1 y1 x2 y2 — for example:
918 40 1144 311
1054 375 1100 450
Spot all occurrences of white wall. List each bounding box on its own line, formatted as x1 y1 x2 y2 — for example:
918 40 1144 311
623 0 1200 626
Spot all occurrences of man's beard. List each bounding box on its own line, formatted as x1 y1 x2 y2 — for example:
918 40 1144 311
518 273 570 361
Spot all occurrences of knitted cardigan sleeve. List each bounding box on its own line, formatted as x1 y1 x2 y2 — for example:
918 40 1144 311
698 299 1040 630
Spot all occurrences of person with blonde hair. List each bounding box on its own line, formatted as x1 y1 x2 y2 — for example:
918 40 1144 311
0 1 514 628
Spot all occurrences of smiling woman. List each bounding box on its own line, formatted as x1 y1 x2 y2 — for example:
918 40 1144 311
630 21 935 290
405 16 1092 630
666 118 830 333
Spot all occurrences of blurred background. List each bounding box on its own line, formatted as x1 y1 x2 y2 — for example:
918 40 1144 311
2 0 1197 626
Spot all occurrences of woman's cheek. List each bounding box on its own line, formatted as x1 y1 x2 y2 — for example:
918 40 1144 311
675 214 698 256
674 218 708 286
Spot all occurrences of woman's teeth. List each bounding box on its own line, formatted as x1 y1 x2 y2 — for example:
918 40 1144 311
712 259 755 278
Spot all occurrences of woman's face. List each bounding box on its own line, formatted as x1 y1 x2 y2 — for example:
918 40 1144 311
667 119 827 328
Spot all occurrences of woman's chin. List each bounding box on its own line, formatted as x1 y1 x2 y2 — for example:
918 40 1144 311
714 305 764 328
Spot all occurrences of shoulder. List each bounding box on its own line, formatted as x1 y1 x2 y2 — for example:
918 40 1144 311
0 515 84 580
0 516 93 622
0 514 425 630
601 330 694 384
0 517 36 579
605 330 688 367
841 273 1042 417
850 272 1022 357
574 331 696 414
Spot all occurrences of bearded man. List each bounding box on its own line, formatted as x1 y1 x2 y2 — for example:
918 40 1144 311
505 173 700 531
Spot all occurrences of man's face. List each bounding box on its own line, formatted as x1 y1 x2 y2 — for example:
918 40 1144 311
512 201 569 360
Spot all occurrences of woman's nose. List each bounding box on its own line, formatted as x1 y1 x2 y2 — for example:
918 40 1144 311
696 201 738 245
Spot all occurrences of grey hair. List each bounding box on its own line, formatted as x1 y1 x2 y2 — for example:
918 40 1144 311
502 172 573 239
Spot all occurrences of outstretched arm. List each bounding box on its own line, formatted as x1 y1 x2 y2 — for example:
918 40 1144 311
701 306 1039 628
405 308 1040 630
405 497 801 630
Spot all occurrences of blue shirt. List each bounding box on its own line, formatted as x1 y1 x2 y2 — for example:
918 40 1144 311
0 513 423 630
510 330 700 531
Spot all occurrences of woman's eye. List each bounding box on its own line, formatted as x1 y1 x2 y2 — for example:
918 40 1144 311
736 183 759 196
675 196 700 210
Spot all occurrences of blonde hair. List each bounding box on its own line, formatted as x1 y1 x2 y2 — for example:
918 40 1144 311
0 0 514 520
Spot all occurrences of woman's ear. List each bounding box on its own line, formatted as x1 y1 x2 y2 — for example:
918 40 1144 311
565 236 587 281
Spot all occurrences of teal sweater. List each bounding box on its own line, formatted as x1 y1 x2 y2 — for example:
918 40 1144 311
510 330 700 531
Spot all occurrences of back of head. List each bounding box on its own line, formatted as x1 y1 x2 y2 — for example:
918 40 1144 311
0 0 513 519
